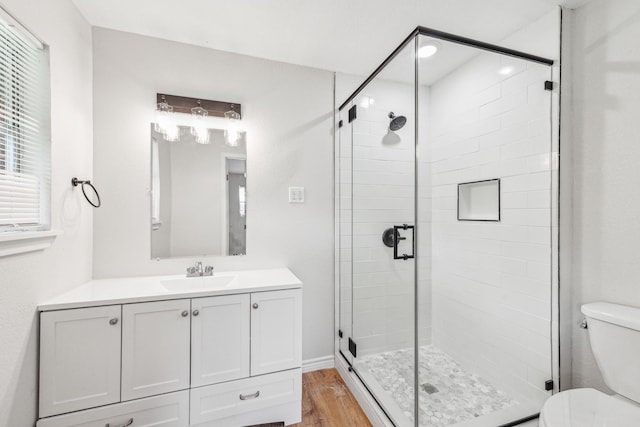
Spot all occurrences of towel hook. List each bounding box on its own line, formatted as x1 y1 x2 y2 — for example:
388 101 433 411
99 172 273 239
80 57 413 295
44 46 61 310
72 177 101 208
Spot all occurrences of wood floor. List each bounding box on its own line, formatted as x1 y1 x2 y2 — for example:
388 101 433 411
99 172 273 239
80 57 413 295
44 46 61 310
252 368 372 427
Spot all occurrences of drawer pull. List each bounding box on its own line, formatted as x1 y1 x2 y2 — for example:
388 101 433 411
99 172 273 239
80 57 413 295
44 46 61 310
106 418 133 427
109 318 119 326
239 390 260 400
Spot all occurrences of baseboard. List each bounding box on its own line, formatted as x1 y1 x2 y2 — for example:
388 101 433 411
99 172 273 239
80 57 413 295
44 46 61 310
302 355 335 373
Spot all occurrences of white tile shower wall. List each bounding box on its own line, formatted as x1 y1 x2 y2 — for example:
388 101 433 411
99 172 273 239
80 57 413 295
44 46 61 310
417 85 433 349
428 51 553 406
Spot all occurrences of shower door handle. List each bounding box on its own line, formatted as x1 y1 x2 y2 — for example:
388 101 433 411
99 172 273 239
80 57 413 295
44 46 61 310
393 224 415 260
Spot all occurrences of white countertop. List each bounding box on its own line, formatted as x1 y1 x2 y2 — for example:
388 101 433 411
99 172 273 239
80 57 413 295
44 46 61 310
38 268 302 311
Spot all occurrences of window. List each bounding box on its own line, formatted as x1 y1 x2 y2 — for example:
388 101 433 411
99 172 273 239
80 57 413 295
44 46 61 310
0 8 50 233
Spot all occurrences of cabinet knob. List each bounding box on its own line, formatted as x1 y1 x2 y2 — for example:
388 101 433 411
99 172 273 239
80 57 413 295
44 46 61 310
192 309 200 316
252 303 259 309
109 318 118 326
181 310 189 317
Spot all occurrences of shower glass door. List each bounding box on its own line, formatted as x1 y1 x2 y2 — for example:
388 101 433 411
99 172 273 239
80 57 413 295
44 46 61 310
340 39 418 426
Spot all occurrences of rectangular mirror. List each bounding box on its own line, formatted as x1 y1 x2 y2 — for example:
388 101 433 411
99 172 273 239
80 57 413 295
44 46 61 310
150 124 246 258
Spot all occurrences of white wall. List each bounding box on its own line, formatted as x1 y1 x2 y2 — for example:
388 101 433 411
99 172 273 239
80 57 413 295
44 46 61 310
91 28 335 361
0 1 93 426
569 0 640 391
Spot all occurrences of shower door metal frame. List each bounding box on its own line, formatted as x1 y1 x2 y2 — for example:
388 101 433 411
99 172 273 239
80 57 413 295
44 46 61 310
338 26 553 112
337 25 557 427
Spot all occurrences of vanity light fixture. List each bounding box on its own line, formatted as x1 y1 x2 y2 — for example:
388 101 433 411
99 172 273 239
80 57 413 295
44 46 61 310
190 100 210 144
155 94 179 141
155 94 243 145
224 105 241 147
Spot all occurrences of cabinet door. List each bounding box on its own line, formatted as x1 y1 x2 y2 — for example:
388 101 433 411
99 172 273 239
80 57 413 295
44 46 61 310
40 305 121 417
250 289 302 376
121 299 190 401
191 294 250 387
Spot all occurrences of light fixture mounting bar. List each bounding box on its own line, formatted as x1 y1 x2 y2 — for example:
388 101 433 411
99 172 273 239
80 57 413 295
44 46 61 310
156 94 241 119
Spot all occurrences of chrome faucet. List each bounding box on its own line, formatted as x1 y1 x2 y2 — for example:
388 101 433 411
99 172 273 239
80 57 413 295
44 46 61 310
186 261 214 277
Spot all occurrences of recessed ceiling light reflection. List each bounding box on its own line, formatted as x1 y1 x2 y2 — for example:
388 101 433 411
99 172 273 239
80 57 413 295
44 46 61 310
359 96 375 109
499 65 515 76
418 40 441 59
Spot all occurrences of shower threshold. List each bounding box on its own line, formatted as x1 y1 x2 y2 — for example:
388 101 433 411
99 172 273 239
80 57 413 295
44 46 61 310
355 345 523 427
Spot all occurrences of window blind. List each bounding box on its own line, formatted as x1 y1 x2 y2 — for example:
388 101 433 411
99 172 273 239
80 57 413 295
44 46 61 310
0 9 50 232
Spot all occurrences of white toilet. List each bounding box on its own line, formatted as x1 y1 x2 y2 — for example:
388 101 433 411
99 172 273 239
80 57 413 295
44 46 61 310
539 302 640 426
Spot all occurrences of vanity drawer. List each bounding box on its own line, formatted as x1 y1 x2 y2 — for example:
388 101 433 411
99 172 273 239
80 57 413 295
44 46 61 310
190 368 301 425
36 390 188 427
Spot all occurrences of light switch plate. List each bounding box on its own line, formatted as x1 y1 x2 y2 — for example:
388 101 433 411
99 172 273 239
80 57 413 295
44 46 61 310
289 187 305 203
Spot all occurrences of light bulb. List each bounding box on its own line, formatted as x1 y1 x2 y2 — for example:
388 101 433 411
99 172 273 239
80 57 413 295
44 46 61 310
192 124 209 144
225 121 240 147
224 107 242 147
163 123 180 142
191 116 210 144
189 101 210 144
155 96 177 140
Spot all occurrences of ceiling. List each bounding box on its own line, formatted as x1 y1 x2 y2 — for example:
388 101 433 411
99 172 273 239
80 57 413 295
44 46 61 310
72 0 593 77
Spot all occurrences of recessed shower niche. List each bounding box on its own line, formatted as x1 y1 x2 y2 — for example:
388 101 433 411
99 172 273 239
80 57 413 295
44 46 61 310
336 24 558 427
457 179 500 221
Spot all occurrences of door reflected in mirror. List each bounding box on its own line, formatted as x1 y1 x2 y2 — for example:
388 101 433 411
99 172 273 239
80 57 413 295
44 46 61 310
150 124 247 258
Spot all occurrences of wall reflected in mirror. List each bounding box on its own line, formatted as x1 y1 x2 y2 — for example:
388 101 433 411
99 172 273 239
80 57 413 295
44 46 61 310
150 124 246 259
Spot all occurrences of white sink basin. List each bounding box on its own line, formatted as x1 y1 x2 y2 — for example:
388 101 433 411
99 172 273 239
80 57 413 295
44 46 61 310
160 275 235 292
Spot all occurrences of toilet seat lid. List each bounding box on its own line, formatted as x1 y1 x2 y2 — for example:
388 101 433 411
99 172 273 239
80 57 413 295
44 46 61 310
540 388 640 427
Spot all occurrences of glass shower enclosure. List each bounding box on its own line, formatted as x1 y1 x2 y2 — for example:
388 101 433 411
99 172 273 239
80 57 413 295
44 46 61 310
337 27 558 427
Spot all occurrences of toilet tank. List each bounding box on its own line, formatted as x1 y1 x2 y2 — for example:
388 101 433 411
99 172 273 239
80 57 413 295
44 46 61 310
582 302 640 403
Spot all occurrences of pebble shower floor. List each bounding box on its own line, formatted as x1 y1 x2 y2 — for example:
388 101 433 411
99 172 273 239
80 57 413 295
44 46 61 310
357 345 517 426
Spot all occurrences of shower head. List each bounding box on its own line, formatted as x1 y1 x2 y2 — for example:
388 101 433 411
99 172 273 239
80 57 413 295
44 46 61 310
388 112 407 131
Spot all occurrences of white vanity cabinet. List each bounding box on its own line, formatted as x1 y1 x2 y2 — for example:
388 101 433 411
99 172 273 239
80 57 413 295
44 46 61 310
39 305 122 418
191 294 250 387
251 289 302 376
121 299 191 401
37 269 303 427
190 289 302 426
